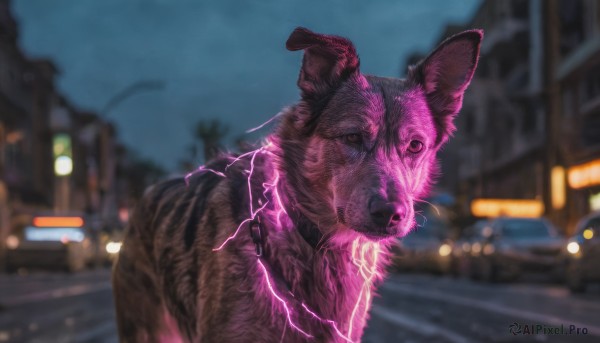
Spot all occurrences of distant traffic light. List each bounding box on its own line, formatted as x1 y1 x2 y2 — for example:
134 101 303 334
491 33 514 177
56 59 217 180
53 133 73 176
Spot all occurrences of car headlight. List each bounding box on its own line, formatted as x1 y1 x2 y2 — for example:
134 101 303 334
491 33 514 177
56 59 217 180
471 242 482 254
567 241 580 255
106 241 122 254
6 235 19 249
483 244 495 255
438 243 452 257
461 242 471 253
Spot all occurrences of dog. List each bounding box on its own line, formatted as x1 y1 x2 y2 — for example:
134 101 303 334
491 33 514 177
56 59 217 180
113 27 482 342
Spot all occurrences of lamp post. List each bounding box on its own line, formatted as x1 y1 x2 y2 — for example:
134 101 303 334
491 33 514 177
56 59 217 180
101 79 166 118
96 79 165 220
50 105 73 213
52 133 73 212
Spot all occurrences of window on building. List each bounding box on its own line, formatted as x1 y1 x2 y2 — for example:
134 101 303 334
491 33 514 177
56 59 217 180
581 112 600 147
487 99 509 160
562 87 574 117
579 63 600 109
583 0 600 39
521 103 537 133
499 58 514 79
559 0 584 57
513 0 529 20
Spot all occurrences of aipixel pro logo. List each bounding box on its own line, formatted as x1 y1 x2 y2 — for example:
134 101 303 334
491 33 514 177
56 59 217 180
509 322 588 336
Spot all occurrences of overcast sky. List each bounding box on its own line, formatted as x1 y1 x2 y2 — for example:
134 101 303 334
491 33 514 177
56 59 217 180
12 0 481 171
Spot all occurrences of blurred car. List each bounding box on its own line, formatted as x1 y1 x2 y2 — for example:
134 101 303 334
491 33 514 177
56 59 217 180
564 211 600 293
469 217 565 282
448 219 490 278
81 216 124 266
4 215 96 272
98 219 124 265
391 206 453 274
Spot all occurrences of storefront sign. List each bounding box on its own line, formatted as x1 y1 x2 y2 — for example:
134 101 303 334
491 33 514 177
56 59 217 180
568 159 600 189
471 199 544 218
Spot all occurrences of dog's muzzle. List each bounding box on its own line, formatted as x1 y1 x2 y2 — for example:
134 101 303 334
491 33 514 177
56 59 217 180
368 196 404 227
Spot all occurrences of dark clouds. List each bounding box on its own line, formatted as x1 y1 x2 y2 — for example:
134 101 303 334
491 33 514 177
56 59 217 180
12 0 480 170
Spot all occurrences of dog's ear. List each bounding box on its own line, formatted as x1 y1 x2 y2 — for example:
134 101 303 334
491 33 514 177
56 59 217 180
286 27 360 100
409 29 483 145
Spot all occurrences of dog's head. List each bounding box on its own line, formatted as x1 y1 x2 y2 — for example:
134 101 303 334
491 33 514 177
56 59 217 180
275 27 481 242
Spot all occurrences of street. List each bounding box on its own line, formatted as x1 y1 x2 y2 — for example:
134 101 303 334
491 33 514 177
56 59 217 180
1 269 599 343
0 269 115 343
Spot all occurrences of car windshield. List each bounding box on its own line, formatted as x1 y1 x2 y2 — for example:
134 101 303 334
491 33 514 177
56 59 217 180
580 217 600 233
500 219 551 239
468 220 490 238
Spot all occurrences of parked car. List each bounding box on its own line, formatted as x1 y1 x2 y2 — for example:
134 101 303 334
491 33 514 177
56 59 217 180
564 211 600 293
391 206 453 274
448 219 491 278
469 217 564 282
4 215 96 272
97 219 124 265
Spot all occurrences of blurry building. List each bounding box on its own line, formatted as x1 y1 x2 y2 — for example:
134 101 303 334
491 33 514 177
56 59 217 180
461 0 546 217
549 0 600 233
0 1 56 212
0 0 126 255
405 0 600 234
416 1 547 226
0 0 58 253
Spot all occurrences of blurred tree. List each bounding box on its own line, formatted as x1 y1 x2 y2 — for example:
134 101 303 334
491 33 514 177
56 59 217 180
194 119 229 161
117 153 166 203
178 143 199 172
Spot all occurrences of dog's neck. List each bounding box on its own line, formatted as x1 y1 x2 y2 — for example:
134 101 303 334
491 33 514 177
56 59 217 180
256 186 389 342
287 202 325 249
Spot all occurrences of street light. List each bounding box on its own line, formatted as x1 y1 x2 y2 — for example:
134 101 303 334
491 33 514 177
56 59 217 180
96 79 165 220
52 133 73 211
101 79 166 117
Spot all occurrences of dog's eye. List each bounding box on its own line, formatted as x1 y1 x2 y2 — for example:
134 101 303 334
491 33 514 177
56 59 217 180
344 133 363 145
407 140 424 153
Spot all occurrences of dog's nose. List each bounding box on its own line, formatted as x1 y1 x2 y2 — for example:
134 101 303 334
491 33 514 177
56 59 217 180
368 196 404 228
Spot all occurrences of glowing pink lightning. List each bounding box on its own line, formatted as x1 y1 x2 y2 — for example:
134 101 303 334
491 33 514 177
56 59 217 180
212 202 268 252
225 146 266 171
258 259 313 339
246 147 261 215
262 170 288 228
184 166 226 185
213 140 285 251
347 239 380 339
300 303 353 343
213 146 269 251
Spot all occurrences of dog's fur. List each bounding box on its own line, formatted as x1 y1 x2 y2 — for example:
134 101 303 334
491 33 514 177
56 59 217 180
113 27 482 342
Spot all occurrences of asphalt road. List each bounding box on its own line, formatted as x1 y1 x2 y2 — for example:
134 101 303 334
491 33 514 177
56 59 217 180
1 269 599 343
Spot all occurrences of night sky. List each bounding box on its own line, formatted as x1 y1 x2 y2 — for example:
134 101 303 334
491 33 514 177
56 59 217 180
12 0 480 171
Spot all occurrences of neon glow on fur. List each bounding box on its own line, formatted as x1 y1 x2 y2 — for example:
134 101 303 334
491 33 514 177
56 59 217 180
193 136 381 342
184 166 226 185
262 170 288 228
348 239 381 339
300 303 353 343
212 145 271 251
257 259 313 339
